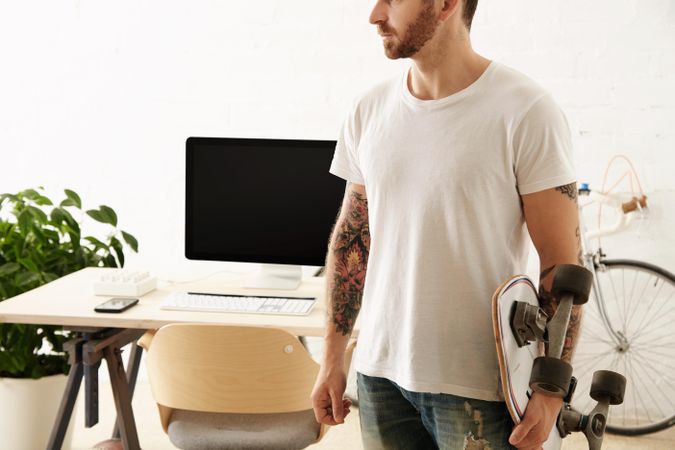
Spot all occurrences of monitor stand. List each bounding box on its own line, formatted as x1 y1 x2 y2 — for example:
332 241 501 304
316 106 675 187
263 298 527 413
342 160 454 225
243 264 302 290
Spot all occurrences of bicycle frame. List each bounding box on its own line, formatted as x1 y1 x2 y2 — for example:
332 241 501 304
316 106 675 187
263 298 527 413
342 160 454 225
578 189 639 348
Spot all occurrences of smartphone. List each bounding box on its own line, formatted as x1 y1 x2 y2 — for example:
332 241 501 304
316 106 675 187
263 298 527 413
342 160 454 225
94 297 139 313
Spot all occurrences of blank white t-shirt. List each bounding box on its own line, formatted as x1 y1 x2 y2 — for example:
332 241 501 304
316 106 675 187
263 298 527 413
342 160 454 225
329 60 576 402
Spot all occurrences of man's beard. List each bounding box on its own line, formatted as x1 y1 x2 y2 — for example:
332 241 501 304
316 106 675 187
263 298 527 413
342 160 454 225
381 4 438 59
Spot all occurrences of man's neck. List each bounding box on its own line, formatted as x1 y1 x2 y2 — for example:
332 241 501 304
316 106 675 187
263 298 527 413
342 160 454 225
407 31 491 101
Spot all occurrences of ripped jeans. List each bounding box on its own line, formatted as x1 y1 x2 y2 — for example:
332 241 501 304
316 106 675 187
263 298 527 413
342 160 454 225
357 373 517 450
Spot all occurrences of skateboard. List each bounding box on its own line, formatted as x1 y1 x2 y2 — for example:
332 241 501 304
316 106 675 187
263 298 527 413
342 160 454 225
493 275 562 449
492 266 627 450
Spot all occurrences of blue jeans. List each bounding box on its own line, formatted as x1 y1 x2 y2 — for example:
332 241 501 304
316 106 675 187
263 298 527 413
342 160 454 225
357 373 517 450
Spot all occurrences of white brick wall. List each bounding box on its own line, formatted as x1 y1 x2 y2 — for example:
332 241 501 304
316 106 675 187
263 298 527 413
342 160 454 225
0 0 673 276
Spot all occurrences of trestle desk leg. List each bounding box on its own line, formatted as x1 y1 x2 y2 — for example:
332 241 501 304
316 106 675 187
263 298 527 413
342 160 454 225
112 341 143 439
46 338 84 450
104 345 141 450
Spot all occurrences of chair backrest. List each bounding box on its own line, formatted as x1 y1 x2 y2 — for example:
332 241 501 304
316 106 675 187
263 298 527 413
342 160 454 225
142 324 320 416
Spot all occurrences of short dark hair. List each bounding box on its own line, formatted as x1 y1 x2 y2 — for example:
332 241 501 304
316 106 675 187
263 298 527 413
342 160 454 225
462 0 478 31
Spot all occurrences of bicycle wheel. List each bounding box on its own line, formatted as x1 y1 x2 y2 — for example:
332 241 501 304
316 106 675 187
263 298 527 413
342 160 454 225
570 259 675 435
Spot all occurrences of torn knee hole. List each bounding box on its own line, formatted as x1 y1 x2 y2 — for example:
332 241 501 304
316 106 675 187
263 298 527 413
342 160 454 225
463 432 492 450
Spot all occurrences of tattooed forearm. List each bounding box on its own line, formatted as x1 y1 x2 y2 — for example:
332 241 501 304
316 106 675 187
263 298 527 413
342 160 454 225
329 188 370 336
560 306 582 362
538 265 584 362
555 182 578 202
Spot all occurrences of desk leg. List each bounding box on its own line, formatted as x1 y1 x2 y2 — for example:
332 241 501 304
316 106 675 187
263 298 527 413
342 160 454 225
47 338 84 450
112 341 143 439
85 360 101 427
104 345 141 450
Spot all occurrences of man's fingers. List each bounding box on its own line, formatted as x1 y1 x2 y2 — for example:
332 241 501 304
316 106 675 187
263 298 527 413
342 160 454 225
513 421 547 449
312 388 338 425
313 402 351 426
318 407 339 425
331 390 345 423
315 397 340 426
509 417 536 446
508 423 527 446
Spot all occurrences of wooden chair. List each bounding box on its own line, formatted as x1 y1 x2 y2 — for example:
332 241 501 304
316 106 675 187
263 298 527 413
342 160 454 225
138 324 355 450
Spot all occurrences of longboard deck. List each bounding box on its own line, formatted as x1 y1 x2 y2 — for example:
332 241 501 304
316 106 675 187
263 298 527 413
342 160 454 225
492 275 563 450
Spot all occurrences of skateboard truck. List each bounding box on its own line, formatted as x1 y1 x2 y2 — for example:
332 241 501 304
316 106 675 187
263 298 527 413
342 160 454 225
556 371 627 450
510 301 547 347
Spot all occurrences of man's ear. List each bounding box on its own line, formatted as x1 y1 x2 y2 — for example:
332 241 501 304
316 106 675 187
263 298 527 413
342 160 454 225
437 0 462 23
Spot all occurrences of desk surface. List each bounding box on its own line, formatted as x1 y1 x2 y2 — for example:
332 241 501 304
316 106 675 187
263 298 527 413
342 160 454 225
0 268 347 337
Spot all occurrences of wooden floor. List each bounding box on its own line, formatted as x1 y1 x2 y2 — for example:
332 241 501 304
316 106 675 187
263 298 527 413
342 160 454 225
66 377 675 450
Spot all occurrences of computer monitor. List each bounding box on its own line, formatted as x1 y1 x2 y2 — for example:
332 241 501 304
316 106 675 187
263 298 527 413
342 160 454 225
185 137 346 289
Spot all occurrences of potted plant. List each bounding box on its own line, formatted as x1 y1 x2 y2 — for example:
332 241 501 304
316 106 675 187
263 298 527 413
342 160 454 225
0 187 138 450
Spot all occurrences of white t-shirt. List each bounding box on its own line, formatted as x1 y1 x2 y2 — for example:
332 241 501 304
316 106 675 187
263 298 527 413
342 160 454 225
329 60 576 402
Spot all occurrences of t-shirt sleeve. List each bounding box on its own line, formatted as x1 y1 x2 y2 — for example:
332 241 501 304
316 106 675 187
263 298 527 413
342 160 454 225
513 93 576 195
329 109 365 185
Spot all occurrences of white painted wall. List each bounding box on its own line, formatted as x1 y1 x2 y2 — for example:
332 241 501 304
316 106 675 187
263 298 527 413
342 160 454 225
2 0 674 413
1 0 673 278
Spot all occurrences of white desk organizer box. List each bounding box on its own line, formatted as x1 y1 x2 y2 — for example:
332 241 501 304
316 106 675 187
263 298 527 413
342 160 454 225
93 270 157 297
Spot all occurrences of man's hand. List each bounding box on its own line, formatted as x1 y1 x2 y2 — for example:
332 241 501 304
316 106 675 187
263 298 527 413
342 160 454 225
509 392 563 450
311 364 352 426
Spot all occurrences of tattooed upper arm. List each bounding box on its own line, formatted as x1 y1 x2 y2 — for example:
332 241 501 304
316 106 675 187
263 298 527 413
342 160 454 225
555 182 578 202
521 182 581 276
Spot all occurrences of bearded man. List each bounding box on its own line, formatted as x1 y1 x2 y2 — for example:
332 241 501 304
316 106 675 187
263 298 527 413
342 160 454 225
311 1 583 449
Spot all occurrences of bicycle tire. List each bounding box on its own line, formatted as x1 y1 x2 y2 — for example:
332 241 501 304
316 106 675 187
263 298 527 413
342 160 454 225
570 259 675 435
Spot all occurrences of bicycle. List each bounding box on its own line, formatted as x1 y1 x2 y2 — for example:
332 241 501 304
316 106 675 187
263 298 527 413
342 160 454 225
570 183 675 435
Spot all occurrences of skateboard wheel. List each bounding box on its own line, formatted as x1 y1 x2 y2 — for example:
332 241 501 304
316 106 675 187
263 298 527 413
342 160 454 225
530 356 573 398
590 370 626 405
551 264 593 305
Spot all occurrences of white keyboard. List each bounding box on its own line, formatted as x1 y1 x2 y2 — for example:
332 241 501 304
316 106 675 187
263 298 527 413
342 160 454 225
160 292 317 316
93 270 157 297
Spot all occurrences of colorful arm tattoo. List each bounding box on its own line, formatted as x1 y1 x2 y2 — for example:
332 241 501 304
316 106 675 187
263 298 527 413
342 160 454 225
329 187 370 336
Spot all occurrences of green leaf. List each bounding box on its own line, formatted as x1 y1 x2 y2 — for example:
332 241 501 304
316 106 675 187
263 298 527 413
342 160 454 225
17 209 32 232
26 205 48 224
58 208 78 229
28 222 47 244
15 272 40 287
84 236 107 249
59 198 77 208
50 207 66 224
42 272 59 283
18 258 39 273
20 189 41 200
111 237 124 267
86 208 112 225
34 195 52 206
0 193 17 207
64 189 82 209
99 205 118 227
121 231 138 253
0 263 21 277
103 254 118 268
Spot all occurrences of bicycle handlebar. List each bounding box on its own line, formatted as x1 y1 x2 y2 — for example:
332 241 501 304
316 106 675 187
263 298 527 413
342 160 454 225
579 186 648 215
578 186 648 241
621 195 648 214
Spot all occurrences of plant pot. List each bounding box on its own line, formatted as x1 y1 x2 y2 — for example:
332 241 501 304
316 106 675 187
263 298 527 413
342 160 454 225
0 373 76 450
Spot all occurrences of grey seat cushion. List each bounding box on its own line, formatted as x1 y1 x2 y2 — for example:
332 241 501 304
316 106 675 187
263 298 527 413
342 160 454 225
167 408 321 450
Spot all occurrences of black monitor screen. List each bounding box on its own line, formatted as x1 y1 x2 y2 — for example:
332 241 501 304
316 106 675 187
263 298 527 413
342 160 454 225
186 137 346 266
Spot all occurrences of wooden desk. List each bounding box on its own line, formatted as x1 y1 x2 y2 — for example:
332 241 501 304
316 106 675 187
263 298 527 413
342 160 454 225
0 267 331 335
0 267 341 450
